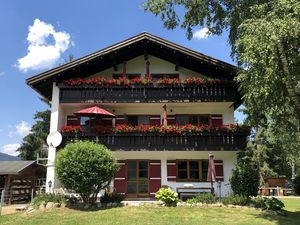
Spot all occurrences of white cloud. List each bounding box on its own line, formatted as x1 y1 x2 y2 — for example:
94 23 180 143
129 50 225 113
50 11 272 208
0 71 4 77
15 121 31 137
193 27 209 40
17 18 71 72
1 143 20 156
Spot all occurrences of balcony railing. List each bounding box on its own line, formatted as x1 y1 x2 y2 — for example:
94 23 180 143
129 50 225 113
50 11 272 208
62 132 248 151
58 84 239 103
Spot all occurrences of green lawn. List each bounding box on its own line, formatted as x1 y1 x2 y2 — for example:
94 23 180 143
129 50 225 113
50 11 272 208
0 198 299 225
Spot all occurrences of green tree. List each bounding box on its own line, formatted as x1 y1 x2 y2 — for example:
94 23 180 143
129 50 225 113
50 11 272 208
17 99 50 160
55 141 118 205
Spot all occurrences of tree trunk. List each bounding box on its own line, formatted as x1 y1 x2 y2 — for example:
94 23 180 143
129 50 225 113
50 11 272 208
277 41 300 128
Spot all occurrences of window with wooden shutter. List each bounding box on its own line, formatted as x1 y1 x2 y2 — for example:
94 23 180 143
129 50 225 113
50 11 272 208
66 115 79 126
167 160 176 181
214 160 224 181
149 115 161 126
114 160 126 194
149 160 161 197
211 115 223 127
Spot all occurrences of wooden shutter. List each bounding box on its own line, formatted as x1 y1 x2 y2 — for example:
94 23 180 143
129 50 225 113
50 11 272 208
113 160 126 194
214 160 224 181
166 116 176 125
149 160 161 197
116 115 126 125
66 116 79 126
167 160 177 181
149 115 161 126
211 115 223 127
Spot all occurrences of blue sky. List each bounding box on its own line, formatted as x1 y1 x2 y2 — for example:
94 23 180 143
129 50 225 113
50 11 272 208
0 0 245 156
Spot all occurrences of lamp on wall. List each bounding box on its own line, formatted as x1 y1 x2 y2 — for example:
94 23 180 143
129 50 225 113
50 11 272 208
48 180 52 193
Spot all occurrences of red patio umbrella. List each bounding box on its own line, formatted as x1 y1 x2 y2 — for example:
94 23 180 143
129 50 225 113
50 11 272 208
74 106 116 118
207 153 216 194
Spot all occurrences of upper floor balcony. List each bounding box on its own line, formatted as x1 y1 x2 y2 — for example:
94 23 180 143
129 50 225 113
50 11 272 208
60 124 250 151
58 76 240 104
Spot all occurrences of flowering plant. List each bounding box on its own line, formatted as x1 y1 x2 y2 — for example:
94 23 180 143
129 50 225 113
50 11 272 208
62 75 233 87
60 126 83 134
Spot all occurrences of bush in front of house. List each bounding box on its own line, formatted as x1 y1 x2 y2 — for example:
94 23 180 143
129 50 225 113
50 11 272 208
221 194 249 206
293 175 300 195
230 156 259 197
251 196 285 211
186 192 217 204
100 191 125 203
155 187 179 206
55 141 118 205
32 193 65 207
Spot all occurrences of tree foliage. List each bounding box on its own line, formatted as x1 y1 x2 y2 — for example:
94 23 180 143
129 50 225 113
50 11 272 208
17 99 50 160
230 152 260 196
144 0 300 175
55 141 118 204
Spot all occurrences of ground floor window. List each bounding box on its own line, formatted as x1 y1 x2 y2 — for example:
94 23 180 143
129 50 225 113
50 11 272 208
177 160 208 181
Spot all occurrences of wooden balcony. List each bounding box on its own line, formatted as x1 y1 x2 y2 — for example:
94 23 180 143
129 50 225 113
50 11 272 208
58 84 239 103
62 132 248 151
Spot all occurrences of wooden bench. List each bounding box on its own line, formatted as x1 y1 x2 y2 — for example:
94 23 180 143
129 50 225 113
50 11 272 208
176 187 213 200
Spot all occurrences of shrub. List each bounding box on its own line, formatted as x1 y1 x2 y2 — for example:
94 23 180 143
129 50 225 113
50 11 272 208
32 193 65 207
55 141 118 204
221 194 249 206
155 187 179 205
293 175 300 195
251 197 285 211
230 157 259 197
100 191 125 203
186 192 217 204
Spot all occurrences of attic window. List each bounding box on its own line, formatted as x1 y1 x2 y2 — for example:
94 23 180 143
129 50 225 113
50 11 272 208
112 73 141 80
151 73 179 81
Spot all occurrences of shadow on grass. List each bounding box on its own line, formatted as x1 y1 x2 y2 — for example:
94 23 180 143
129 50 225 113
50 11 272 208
254 210 300 225
66 204 124 212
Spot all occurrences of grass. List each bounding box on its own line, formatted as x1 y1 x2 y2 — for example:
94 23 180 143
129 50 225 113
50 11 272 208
0 198 299 225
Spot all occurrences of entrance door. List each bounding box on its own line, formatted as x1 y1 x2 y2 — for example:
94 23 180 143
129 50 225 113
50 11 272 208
126 160 149 197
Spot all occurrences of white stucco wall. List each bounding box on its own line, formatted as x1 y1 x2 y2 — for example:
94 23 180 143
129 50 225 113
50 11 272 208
113 151 238 197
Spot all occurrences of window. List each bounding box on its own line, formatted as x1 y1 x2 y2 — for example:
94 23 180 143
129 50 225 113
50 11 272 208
127 115 152 126
176 160 208 181
127 116 138 126
177 115 210 126
112 73 141 80
151 73 179 81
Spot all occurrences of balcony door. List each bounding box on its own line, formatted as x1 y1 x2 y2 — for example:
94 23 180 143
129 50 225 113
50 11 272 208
126 160 149 197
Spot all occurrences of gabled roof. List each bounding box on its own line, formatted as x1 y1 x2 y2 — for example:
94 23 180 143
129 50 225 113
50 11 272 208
26 32 237 100
0 161 36 175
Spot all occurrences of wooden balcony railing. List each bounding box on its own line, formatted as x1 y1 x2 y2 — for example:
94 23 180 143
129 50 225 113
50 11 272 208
58 84 239 103
62 132 248 151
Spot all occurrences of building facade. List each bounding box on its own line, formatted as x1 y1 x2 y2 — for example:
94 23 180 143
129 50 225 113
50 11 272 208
26 33 249 197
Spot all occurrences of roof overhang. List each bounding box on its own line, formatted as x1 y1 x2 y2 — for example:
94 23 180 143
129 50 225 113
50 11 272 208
26 32 237 101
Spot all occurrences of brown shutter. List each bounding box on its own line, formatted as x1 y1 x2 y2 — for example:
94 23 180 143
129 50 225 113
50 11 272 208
149 160 161 197
214 160 224 181
167 160 177 181
66 115 80 126
149 115 161 126
116 115 126 125
211 115 223 127
167 116 176 125
114 160 126 194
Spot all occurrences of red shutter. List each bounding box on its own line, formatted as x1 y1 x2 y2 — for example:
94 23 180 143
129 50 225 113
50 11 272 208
167 160 177 181
149 115 161 126
114 160 126 194
149 160 161 197
214 160 224 181
66 116 80 126
211 115 223 127
116 115 126 125
167 116 176 125
101 118 113 126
